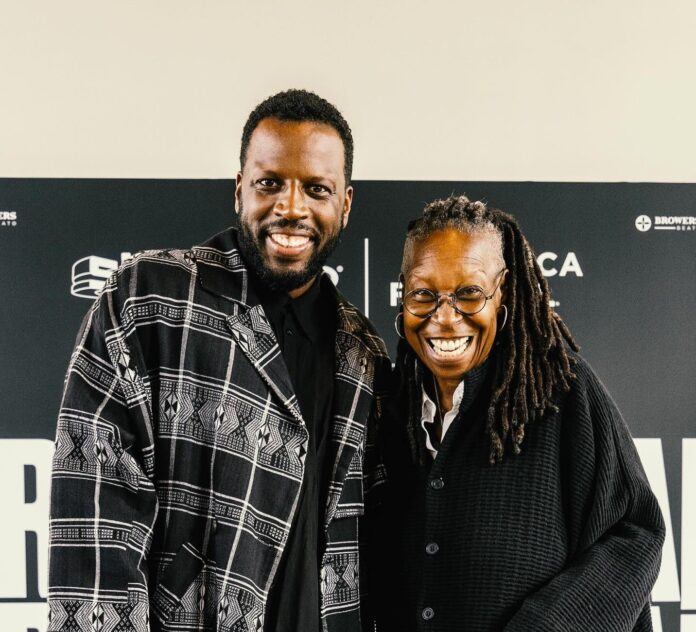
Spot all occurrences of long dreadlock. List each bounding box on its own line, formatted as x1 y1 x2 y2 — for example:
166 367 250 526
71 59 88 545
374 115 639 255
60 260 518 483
397 194 579 464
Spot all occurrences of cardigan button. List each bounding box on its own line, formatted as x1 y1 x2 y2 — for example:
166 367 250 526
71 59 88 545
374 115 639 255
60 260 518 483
425 542 439 555
430 477 444 490
422 607 435 621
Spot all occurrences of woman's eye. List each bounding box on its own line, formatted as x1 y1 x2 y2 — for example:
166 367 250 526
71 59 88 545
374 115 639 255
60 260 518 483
412 290 435 302
457 287 483 299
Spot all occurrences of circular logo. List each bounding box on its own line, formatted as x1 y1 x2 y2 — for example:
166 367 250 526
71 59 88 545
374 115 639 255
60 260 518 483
635 215 652 232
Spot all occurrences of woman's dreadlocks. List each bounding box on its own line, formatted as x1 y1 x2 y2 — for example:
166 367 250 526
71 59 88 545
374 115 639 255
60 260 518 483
397 194 579 464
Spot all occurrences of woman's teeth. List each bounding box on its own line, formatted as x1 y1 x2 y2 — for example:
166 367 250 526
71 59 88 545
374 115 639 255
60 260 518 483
269 233 310 248
428 336 472 356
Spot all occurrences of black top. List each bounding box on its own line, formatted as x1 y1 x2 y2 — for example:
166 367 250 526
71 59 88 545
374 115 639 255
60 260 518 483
255 274 337 632
372 353 665 632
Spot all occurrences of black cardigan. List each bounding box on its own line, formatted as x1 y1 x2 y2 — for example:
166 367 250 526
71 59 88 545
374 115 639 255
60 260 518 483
370 354 665 632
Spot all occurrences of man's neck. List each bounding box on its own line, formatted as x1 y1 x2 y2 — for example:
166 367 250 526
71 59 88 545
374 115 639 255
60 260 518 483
288 275 319 299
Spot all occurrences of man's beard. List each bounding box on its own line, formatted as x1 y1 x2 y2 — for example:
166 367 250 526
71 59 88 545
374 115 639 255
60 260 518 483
236 208 343 293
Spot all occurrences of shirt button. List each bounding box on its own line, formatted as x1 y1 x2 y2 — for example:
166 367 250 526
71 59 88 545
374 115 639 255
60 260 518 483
430 477 444 490
285 328 294 336
422 607 435 621
425 542 439 555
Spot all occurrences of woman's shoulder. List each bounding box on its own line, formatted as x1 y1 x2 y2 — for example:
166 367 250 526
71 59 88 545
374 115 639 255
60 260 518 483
563 351 621 415
556 350 636 455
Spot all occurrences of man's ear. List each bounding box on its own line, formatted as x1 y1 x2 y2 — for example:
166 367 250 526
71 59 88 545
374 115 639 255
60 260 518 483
341 185 354 228
234 171 243 214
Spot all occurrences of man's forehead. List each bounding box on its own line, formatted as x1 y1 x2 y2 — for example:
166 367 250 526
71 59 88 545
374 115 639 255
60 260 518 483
247 119 343 157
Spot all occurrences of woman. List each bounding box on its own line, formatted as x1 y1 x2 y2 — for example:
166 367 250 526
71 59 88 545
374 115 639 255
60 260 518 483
371 195 664 632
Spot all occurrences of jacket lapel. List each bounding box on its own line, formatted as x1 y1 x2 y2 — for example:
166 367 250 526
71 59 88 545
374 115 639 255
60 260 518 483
192 227 380 520
225 305 304 424
323 301 376 528
193 227 304 425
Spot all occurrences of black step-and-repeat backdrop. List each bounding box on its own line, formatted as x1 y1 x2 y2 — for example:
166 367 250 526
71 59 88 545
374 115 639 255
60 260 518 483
1 179 694 631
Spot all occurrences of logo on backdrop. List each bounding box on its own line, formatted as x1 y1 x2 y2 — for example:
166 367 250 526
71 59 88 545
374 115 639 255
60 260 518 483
0 210 18 227
635 215 652 232
71 253 345 299
71 253 134 299
635 214 695 232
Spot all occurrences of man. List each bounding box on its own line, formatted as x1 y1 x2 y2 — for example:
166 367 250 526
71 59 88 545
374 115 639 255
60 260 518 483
48 89 390 632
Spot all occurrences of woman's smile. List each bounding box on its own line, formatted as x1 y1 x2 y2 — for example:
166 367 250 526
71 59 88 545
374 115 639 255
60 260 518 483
424 334 474 358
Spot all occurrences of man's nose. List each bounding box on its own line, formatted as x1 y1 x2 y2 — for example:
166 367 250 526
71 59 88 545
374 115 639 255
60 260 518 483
274 182 309 220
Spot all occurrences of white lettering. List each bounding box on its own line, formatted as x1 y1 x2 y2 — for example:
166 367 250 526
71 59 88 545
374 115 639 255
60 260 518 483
390 282 402 307
0 602 48 632
634 439 680 602
537 252 558 276
655 216 696 226
0 440 53 599
650 606 662 632
558 252 583 277
537 252 583 278
683 439 696 609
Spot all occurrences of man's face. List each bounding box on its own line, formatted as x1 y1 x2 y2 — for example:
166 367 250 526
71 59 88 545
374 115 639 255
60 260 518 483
235 118 353 294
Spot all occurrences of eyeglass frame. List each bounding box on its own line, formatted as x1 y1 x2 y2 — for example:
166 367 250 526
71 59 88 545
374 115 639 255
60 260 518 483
401 267 508 319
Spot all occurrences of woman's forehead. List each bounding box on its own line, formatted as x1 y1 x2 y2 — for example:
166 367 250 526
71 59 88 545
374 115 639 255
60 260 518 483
406 229 503 280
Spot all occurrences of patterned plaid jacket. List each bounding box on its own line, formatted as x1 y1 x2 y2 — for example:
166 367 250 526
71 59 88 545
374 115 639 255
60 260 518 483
48 227 390 632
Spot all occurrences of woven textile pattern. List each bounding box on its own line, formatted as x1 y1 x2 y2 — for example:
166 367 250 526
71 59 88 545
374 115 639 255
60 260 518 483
48 227 391 632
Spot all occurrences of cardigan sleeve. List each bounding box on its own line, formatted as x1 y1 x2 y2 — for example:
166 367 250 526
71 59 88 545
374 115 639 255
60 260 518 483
504 358 665 632
48 267 158 632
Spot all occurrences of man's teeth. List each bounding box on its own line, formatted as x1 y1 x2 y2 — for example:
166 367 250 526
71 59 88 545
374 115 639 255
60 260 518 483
429 337 472 355
270 234 310 248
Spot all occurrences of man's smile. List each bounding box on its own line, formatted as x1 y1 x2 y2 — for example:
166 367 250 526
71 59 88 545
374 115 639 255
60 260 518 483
265 229 315 259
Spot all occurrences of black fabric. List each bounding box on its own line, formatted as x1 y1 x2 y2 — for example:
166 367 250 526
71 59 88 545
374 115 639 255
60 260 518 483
372 353 665 632
256 274 337 632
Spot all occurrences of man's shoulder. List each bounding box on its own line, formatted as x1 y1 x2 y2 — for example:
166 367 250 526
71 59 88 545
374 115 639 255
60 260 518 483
332 290 389 361
107 226 241 303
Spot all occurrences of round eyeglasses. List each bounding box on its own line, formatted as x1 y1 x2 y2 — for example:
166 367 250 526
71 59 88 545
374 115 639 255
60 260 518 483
402 269 507 318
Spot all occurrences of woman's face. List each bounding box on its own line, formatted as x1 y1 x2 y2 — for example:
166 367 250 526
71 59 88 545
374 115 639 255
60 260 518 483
402 229 506 382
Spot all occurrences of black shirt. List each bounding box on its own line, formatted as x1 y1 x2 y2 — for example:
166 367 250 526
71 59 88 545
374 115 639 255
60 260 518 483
254 274 337 632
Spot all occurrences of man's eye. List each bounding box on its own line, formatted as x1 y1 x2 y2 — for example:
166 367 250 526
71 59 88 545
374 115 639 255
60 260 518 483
256 178 280 188
307 184 331 196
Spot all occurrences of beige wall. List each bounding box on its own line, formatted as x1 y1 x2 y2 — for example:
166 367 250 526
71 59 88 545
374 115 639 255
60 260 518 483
1 0 695 181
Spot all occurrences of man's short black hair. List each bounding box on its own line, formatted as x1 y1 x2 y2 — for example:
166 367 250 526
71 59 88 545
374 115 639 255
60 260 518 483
240 89 354 185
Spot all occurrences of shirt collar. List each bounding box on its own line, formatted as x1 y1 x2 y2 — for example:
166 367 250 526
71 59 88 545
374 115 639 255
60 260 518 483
289 274 330 342
420 357 492 424
421 379 465 424
250 271 331 343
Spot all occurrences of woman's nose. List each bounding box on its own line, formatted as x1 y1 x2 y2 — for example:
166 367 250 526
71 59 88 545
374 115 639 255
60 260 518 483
431 295 462 325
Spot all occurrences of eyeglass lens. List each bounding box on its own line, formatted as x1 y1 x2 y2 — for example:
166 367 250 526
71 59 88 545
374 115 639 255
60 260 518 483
404 288 486 317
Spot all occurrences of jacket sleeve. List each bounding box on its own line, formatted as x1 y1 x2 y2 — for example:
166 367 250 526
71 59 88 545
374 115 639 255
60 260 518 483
360 354 393 632
48 267 158 632
504 359 665 632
